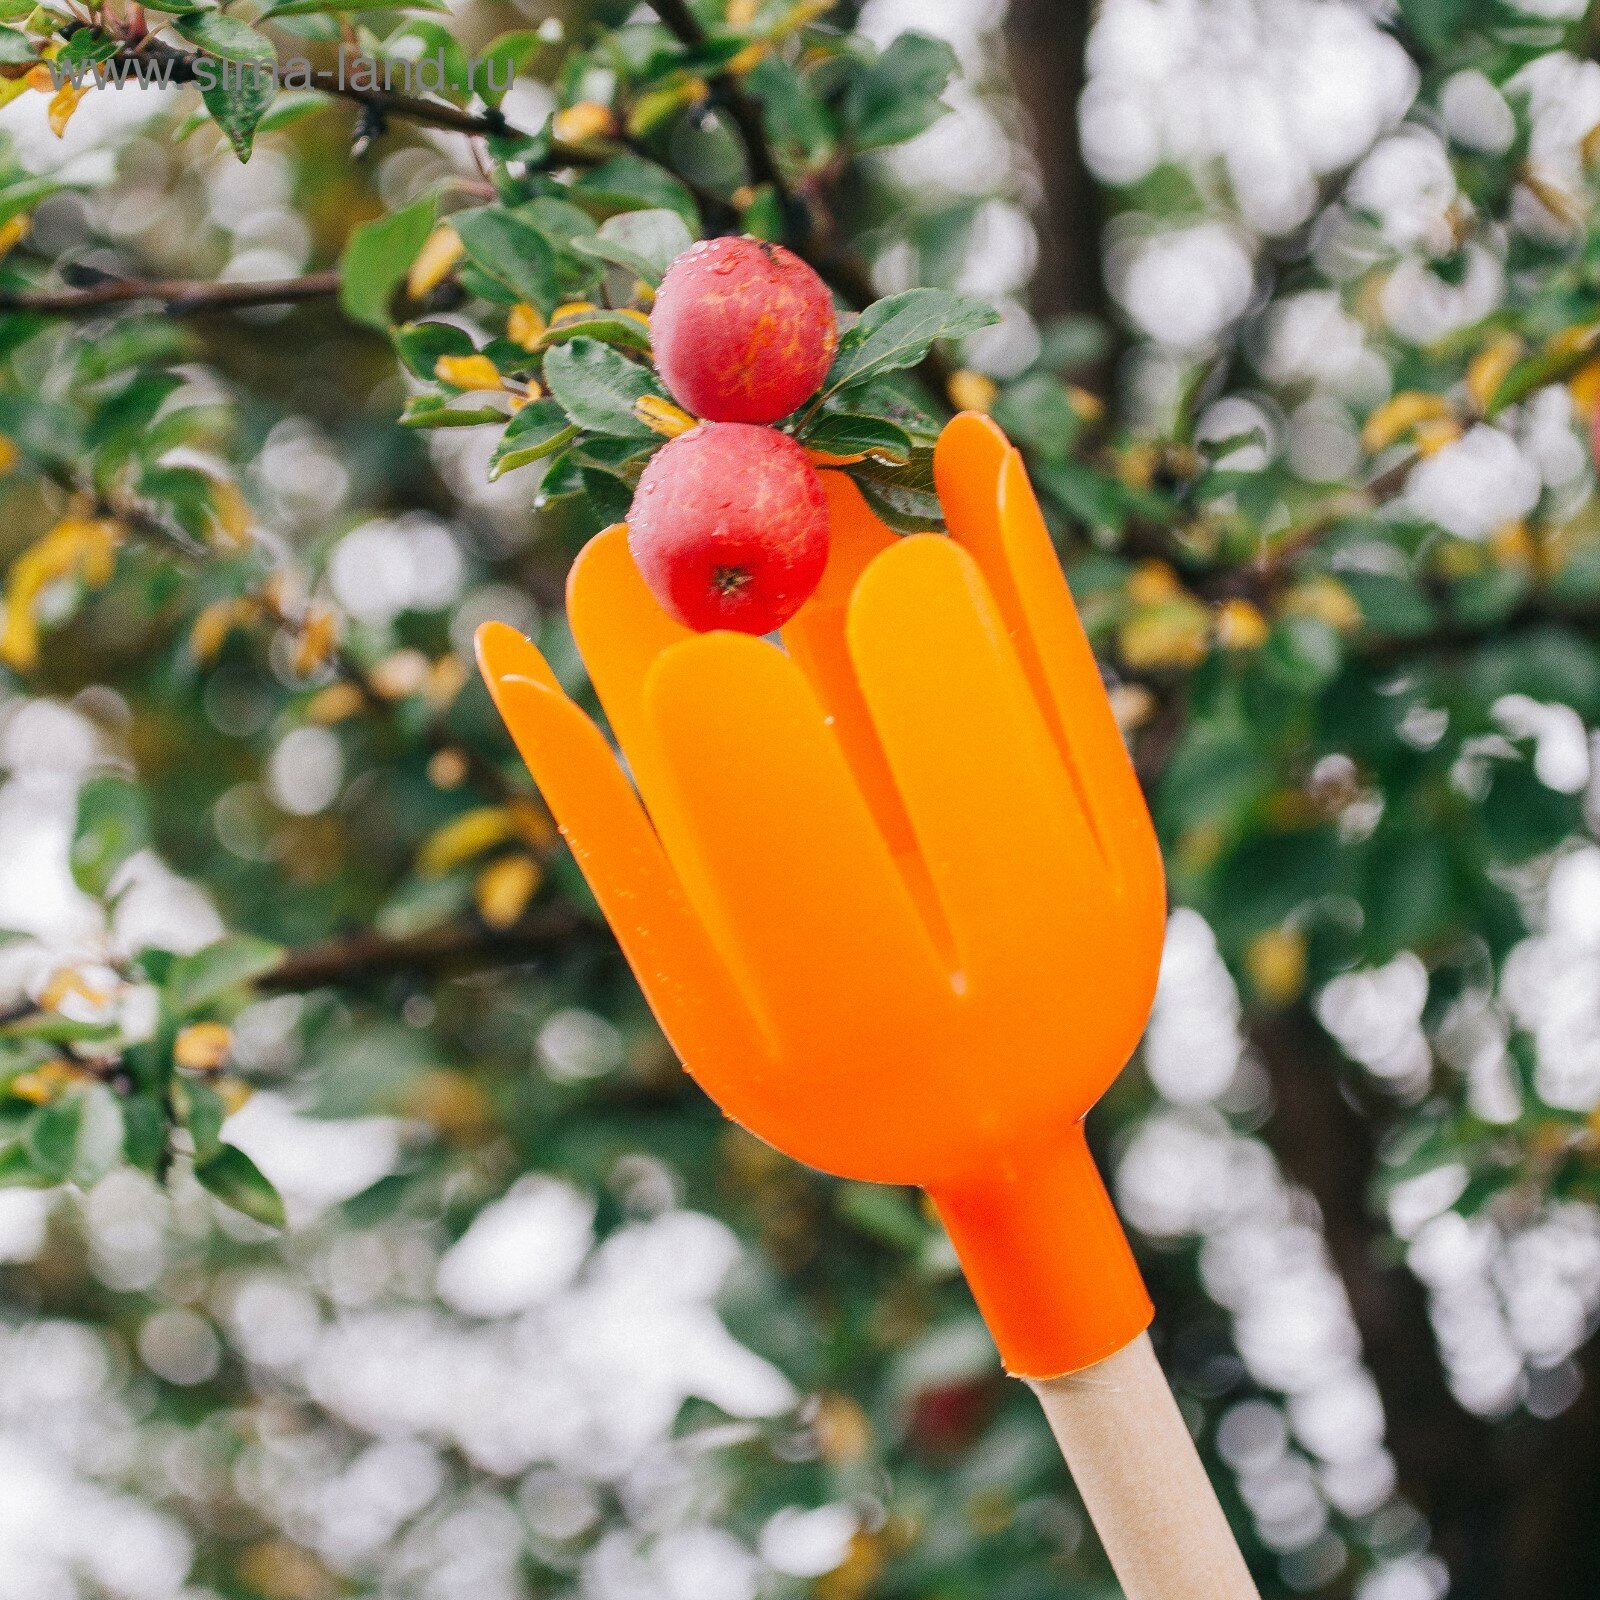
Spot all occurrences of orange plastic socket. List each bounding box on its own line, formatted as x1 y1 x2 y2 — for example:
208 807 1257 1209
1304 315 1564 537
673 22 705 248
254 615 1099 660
476 413 1167 1378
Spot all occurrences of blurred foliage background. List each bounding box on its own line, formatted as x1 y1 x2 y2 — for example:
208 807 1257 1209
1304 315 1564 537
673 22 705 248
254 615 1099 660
3 1 1600 1598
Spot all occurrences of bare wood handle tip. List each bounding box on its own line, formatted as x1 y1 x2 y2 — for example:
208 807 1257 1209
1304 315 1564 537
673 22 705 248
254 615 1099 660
1030 1333 1260 1600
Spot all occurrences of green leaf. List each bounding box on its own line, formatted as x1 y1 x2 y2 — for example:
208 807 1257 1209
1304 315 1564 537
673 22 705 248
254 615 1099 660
72 774 150 898
400 395 508 428
0 1142 51 1189
177 10 276 63
254 89 334 134
0 177 67 230
265 0 444 13
180 1080 227 1163
542 337 667 438
0 1016 118 1045
0 26 34 64
572 156 700 229
339 194 437 330
177 13 278 159
71 1085 124 1185
394 318 474 379
452 207 561 312
570 207 693 287
579 464 635 526
824 289 997 396
475 28 543 106
850 472 944 532
23 1093 83 1183
195 1143 286 1227
526 310 652 355
489 397 579 479
843 32 957 150
801 413 912 463
56 28 119 71
166 934 284 1015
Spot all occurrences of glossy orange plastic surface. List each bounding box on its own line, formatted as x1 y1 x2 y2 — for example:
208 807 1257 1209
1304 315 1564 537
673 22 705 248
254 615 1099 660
476 414 1167 1378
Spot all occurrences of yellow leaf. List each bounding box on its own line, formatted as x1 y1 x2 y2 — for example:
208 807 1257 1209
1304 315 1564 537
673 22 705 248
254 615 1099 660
1489 520 1535 568
1 516 125 671
726 0 760 24
47 82 85 137
1520 165 1583 228
1412 417 1462 456
1118 605 1210 670
474 853 541 930
813 1392 872 1464
39 967 113 1012
1280 575 1362 632
174 1021 232 1073
406 225 465 299
0 213 28 263
551 300 598 323
218 1079 254 1114
304 680 366 725
725 39 769 73
0 434 17 475
946 369 998 414
425 653 469 709
1215 597 1268 650
24 63 54 92
291 606 340 677
1546 321 1600 360
626 80 706 138
1246 926 1306 1005
816 1532 886 1600
207 477 254 548
1125 559 1182 606
1116 442 1157 490
1361 391 1454 454
1570 358 1600 416
1466 334 1523 414
434 353 503 392
552 101 615 145
400 1069 493 1139
1582 120 1600 171
190 598 250 665
507 302 547 350
1 589 39 672
427 747 469 789
1108 682 1156 731
367 647 431 701
1066 384 1105 423
9 1060 78 1105
418 805 519 876
634 394 698 438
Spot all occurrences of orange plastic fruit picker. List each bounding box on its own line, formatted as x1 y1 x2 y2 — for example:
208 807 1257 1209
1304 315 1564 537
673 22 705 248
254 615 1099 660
476 412 1259 1600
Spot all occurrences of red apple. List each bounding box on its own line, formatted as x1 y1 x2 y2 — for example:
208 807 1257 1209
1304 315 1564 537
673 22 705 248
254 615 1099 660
650 237 836 425
627 422 830 634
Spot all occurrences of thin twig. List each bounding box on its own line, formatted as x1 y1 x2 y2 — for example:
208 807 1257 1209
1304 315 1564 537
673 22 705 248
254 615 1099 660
115 34 513 139
645 0 799 226
0 270 340 317
262 906 598 991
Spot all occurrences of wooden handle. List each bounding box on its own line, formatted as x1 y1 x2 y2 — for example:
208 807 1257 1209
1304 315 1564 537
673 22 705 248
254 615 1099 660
1030 1333 1260 1600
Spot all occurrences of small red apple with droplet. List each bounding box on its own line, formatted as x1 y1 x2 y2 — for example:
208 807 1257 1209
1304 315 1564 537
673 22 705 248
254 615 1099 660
627 422 829 635
650 235 837 425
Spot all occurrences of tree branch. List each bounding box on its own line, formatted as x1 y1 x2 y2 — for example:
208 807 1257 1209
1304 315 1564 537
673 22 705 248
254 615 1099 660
0 270 340 317
645 0 798 225
122 34 513 139
262 906 599 991
1004 0 1111 331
